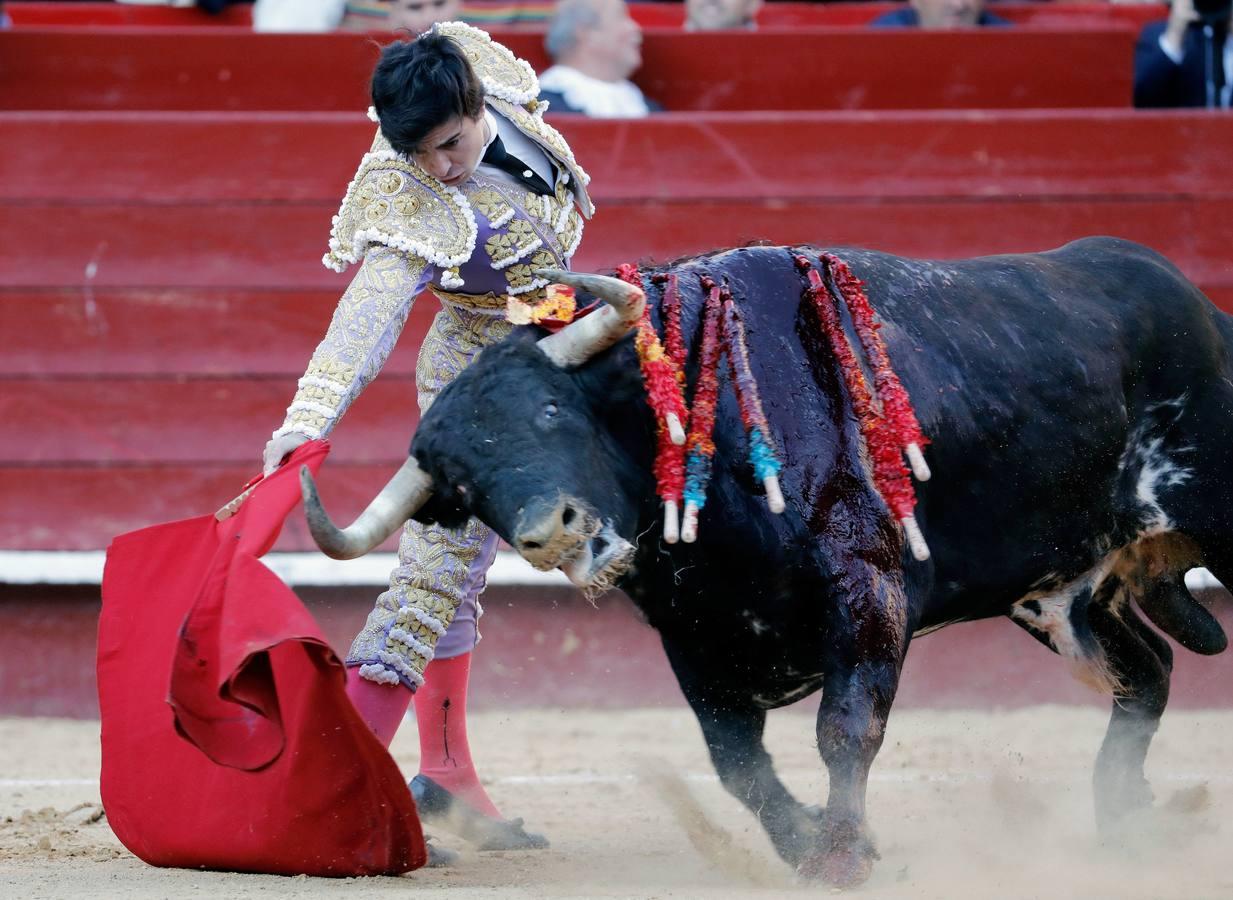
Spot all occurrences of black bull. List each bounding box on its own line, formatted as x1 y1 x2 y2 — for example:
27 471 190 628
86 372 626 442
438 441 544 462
304 237 1233 887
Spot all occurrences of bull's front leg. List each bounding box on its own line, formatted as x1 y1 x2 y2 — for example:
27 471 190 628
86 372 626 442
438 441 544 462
799 562 910 889
663 640 823 867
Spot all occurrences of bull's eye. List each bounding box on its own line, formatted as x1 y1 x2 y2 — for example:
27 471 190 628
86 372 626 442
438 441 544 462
543 402 559 419
456 484 468 496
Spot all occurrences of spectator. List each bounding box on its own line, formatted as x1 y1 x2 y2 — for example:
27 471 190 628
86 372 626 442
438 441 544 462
253 0 346 31
1134 0 1232 107
871 0 1010 29
255 0 461 32
685 0 761 31
539 0 660 116
388 0 463 33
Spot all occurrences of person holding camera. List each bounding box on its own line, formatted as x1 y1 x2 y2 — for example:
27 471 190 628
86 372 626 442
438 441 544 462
1134 0 1232 107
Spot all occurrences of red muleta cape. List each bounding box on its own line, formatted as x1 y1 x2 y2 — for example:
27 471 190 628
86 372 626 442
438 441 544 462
98 440 427 876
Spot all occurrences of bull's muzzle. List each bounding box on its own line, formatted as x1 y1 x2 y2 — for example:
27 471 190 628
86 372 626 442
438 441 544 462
513 494 599 571
513 494 635 596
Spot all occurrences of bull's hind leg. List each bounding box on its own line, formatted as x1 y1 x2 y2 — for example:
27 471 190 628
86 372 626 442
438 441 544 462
798 563 910 889
1087 600 1172 829
1123 390 1231 655
663 642 822 868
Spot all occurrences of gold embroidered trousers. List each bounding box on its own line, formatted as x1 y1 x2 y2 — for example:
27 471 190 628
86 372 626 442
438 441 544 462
347 304 514 688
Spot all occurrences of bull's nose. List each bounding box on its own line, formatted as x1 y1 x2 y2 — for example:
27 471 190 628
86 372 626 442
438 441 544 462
512 496 596 571
514 500 579 552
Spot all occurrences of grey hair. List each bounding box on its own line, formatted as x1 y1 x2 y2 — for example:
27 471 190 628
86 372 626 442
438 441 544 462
545 0 602 62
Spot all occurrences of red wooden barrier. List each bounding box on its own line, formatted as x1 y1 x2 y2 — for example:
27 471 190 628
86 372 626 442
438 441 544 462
0 378 420 465
4 1 1170 30
5 281 1229 379
0 289 426 377
634 28 1133 111
629 1 1170 29
0 27 1135 111
0 463 405 551
2 584 1230 717
7 1 255 26
6 199 1232 290
5 110 1230 204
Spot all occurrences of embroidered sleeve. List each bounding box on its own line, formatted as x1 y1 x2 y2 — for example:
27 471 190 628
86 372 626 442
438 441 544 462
275 245 430 441
324 131 477 291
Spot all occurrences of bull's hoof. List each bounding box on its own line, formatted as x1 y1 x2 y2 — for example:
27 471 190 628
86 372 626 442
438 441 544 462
796 819 878 889
797 847 874 889
1094 773 1154 833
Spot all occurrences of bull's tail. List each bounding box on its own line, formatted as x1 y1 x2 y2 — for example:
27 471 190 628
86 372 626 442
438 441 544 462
1136 574 1227 656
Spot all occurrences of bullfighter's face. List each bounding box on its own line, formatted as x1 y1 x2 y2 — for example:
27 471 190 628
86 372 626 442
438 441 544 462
410 112 487 187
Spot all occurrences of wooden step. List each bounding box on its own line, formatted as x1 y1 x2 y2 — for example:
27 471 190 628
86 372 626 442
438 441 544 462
6 110 1231 204
0 463 409 551
0 27 1135 112
5 281 1230 382
0 288 430 377
0 377 421 465
6 199 1231 290
4 1 1170 30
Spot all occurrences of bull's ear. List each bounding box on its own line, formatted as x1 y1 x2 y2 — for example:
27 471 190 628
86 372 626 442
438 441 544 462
410 488 470 529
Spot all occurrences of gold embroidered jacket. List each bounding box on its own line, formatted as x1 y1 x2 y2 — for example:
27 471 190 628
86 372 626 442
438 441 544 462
275 22 594 442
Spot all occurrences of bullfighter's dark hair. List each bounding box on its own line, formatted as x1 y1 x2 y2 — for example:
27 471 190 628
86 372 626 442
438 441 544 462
370 32 486 157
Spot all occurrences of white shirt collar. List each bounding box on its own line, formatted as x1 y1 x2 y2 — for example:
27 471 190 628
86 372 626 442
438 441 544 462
481 110 499 156
538 65 651 119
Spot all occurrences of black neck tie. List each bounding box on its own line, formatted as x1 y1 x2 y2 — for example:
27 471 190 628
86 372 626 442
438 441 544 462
481 135 555 196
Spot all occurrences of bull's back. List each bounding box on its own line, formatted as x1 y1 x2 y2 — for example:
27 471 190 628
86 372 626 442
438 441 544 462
667 239 1230 627
848 238 1230 621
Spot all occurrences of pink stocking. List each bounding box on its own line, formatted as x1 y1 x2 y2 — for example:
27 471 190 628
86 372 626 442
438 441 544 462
345 670 412 748
413 653 502 819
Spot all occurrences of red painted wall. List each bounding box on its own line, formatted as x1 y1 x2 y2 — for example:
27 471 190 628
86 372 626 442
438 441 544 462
0 28 1135 111
2 585 1229 717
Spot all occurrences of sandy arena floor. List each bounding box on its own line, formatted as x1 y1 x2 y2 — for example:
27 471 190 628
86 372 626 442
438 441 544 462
2 706 1231 899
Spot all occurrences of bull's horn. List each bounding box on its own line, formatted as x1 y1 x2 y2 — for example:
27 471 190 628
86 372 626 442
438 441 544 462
300 457 433 560
534 268 645 367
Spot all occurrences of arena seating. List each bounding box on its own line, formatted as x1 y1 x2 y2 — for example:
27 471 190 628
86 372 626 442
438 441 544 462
5 1 1171 29
2 7 1229 553
5 3 1233 724
1 27 1135 111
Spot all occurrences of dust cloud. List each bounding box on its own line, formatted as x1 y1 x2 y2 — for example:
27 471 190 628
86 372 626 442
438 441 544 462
2 707 1230 898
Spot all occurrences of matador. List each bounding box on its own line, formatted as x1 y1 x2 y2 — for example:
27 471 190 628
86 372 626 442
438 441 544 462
261 21 594 851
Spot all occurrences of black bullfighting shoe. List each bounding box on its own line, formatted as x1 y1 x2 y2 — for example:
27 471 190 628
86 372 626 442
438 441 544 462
424 839 459 867
409 774 550 851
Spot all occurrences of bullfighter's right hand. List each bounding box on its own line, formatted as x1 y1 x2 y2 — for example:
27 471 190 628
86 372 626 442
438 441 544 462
263 432 311 476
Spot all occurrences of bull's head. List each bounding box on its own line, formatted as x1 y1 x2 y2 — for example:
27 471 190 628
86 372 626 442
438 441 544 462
299 270 655 596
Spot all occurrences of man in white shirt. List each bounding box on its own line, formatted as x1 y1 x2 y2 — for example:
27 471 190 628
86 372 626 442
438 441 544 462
389 0 463 33
538 0 661 117
685 0 761 31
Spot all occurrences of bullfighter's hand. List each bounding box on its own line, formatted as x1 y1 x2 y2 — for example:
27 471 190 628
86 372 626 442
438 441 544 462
263 432 311 476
